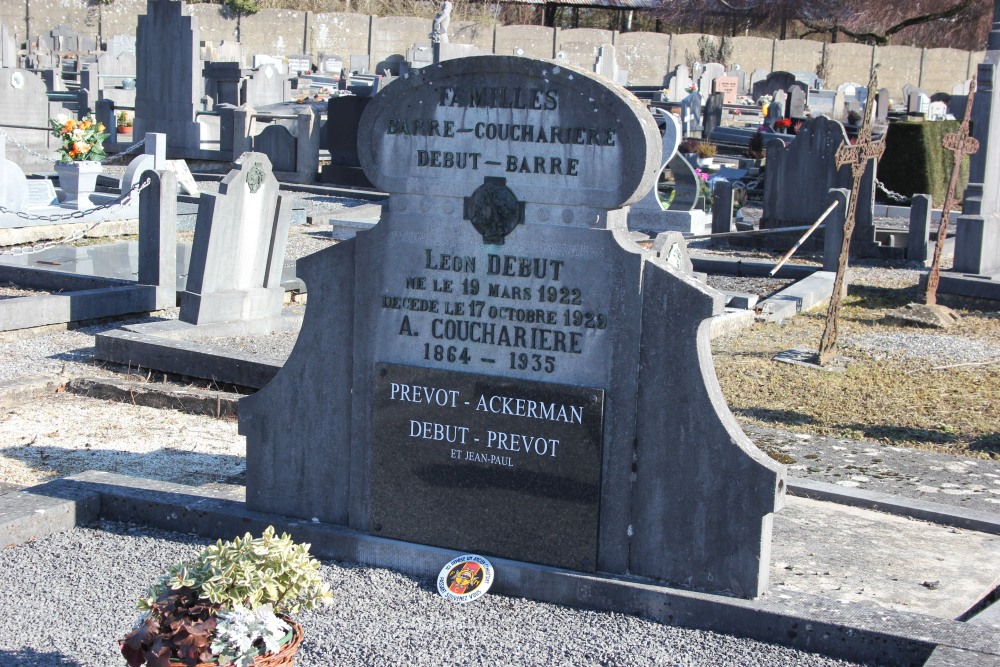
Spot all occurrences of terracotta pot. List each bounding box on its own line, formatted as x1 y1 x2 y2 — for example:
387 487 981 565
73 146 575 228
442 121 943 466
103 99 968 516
118 125 133 135
54 160 102 211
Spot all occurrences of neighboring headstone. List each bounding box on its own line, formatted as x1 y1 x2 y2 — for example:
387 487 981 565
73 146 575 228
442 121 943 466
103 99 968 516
246 64 285 107
762 116 877 254
908 194 932 264
791 70 821 90
165 159 199 196
241 56 783 598
1 23 16 68
954 5 1000 276
726 67 747 95
703 92 724 138
179 152 292 325
667 65 691 103
135 0 203 155
123 132 168 192
286 54 310 76
713 75 738 104
106 34 136 59
787 86 806 119
876 88 890 123
0 68 57 170
766 89 786 127
751 70 797 100
712 180 734 236
748 68 769 94
350 54 370 75
680 90 703 135
593 44 627 86
698 62 726 98
0 140 29 211
808 90 836 117
908 90 930 115
318 54 342 75
927 101 949 121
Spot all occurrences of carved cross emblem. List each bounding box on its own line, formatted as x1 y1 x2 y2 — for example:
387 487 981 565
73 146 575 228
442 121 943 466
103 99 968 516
819 68 886 366
246 162 265 194
463 177 525 245
925 77 980 305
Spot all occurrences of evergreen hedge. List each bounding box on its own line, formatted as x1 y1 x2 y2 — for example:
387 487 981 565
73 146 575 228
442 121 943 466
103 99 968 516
877 120 971 207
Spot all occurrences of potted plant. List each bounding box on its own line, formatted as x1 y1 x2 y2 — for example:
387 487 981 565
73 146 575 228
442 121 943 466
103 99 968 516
695 141 717 168
119 526 332 667
117 111 134 135
48 113 109 210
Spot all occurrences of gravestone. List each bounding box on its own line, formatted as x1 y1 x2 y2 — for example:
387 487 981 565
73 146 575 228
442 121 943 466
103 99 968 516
666 65 691 103
241 56 784 598
876 88 890 123
713 75 738 104
748 68 769 95
318 54 342 75
698 62 726 98
350 54 370 75
123 132 167 191
787 87 806 119
0 67 57 170
1 23 16 68
908 91 930 115
751 71 798 101
179 152 292 325
927 101 949 121
954 3 1000 276
762 116 877 254
0 141 29 211
246 64 285 107
703 92 724 138
680 90 703 135
135 0 203 155
106 34 136 59
908 194 932 263
593 44 627 86
725 67 747 95
791 70 821 90
766 89 786 128
808 90 836 117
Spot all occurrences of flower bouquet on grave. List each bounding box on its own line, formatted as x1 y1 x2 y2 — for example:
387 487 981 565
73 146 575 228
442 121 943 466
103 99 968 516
49 113 108 162
694 168 713 212
119 526 332 667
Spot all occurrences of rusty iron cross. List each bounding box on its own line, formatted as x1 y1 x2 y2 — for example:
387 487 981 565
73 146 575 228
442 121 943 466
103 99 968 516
925 77 980 305
818 68 886 366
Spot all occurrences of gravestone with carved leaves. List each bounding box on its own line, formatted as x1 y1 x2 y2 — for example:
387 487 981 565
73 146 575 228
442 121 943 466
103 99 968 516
240 56 784 598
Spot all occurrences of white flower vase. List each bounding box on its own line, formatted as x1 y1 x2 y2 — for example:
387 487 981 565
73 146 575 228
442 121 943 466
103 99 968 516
55 160 102 210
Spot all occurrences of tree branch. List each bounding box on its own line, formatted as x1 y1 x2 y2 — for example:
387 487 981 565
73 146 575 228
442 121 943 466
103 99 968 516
884 0 972 38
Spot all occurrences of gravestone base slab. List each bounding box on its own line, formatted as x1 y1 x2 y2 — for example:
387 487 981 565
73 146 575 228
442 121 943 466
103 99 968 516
935 271 1000 302
179 287 285 326
6 470 1000 667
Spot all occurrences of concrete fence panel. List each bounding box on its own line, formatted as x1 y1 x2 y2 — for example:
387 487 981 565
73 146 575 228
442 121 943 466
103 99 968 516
237 9 307 60
494 25 554 59
449 21 494 53
24 0 93 46
309 12 371 65
922 47 976 94
772 39 822 75
825 42 875 89
369 15 427 70
185 6 236 48
555 27 614 70
98 0 148 41
670 33 711 71
730 36 774 74
616 31 670 86
876 45 922 100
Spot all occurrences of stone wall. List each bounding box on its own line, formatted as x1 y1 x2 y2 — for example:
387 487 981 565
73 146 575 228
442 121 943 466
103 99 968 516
2 2 980 97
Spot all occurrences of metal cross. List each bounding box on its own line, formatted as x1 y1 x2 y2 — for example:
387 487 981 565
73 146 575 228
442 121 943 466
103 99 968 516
818 68 886 366
924 77 980 305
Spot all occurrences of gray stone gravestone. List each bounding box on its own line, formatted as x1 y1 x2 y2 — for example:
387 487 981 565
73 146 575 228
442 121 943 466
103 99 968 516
752 71 797 101
954 8 1000 277
593 44 628 86
876 88 890 123
123 132 167 192
703 92 724 138
241 56 783 598
725 67 747 95
908 194 932 263
0 140 29 211
350 54 370 75
0 67 57 170
787 87 806 119
135 0 203 156
762 116 877 254
107 34 136 59
766 89 786 127
698 62 726 99
179 152 292 324
1 23 16 69
667 65 691 103
680 90 703 135
748 68 769 95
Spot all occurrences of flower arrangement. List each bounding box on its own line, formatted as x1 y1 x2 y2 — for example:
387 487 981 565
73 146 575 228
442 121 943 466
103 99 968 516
678 137 700 154
116 111 133 128
685 84 698 93
119 526 332 667
694 168 713 212
775 118 793 130
49 114 108 162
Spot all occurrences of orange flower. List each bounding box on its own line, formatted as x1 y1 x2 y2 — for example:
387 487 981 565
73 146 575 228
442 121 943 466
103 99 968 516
81 120 91 130
97 123 105 132
61 121 74 134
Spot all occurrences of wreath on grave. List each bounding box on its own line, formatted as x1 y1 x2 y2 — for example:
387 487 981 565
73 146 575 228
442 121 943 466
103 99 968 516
119 526 332 667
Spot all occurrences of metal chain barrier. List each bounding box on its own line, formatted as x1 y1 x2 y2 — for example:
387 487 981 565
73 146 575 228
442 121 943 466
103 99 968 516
0 177 152 257
874 178 911 204
0 128 56 162
100 138 146 164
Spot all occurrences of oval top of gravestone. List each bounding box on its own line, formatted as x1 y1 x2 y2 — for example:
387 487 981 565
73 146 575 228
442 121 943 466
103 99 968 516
357 55 660 210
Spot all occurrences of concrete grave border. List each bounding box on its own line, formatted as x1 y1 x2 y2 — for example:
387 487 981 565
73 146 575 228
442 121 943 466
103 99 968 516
1 470 999 666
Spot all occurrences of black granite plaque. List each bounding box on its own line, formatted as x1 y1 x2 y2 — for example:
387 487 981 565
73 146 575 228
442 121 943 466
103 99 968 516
371 362 604 571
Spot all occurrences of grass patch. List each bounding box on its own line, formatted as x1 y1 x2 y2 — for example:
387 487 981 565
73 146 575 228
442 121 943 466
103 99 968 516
711 304 1000 459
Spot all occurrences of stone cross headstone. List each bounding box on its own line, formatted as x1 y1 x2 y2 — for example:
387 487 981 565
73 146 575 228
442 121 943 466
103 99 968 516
179 152 292 324
925 77 980 304
819 71 885 366
713 75 738 104
680 90 703 135
240 56 784 598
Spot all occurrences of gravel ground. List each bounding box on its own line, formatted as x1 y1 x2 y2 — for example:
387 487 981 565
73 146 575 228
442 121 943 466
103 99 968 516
0 520 861 667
